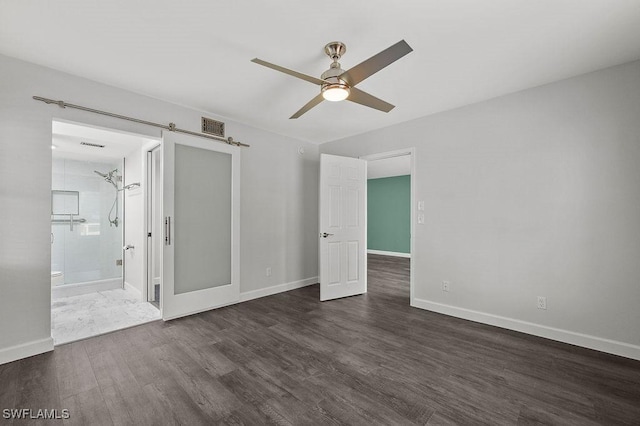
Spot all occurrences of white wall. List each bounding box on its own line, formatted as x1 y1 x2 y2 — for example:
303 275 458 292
321 60 640 360
123 146 145 294
0 53 319 364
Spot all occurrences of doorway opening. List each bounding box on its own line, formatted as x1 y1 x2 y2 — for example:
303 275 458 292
362 149 415 305
50 119 160 345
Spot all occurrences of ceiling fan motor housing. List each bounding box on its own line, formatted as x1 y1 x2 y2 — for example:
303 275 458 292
322 42 349 89
321 63 347 85
321 64 350 100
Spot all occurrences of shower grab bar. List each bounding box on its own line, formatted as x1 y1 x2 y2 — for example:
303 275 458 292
51 218 87 224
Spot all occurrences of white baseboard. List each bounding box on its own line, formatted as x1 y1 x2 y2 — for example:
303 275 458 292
52 278 121 298
412 298 640 361
367 249 411 258
124 281 142 298
240 276 318 302
0 337 54 365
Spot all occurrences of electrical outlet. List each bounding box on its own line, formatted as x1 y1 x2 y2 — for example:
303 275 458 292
418 201 425 211
418 213 425 224
266 267 272 277
442 281 450 292
537 296 547 310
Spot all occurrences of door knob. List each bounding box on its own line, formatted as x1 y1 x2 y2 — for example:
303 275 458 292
123 245 135 250
320 232 334 238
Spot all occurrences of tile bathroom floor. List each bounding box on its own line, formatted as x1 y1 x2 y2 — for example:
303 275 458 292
51 286 160 345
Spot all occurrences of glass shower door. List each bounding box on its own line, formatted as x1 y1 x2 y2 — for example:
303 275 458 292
51 158 123 289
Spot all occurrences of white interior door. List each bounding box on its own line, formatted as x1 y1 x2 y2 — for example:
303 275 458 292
162 131 240 320
319 153 367 301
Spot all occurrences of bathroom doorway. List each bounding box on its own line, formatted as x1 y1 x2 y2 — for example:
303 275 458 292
50 120 160 344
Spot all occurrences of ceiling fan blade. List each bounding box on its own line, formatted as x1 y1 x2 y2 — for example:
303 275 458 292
251 58 327 86
290 93 325 119
347 87 395 113
340 40 413 87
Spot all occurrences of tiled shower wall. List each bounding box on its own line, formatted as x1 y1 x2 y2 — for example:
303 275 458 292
51 158 123 285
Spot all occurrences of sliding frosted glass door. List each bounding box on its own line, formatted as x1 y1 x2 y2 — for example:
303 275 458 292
161 131 240 320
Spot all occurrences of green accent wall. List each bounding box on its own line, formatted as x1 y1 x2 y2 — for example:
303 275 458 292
367 175 410 254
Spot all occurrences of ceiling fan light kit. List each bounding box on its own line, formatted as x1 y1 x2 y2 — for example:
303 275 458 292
322 83 350 102
251 39 413 118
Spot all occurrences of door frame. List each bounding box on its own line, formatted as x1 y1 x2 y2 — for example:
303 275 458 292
144 143 162 307
360 148 416 305
122 138 162 305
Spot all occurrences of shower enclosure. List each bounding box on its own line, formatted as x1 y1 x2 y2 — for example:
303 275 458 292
51 158 124 297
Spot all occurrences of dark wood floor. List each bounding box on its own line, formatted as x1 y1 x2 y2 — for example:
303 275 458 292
2 255 640 425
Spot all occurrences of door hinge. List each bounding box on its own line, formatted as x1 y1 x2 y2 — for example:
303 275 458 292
148 232 152 237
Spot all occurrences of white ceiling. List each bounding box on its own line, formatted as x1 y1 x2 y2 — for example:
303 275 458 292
368 156 411 180
2 1 640 144
52 120 155 162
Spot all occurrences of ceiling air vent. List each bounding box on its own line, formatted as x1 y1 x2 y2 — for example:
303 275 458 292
202 117 225 138
80 141 105 148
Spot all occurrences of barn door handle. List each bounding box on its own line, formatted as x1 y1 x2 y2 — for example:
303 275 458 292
165 216 171 245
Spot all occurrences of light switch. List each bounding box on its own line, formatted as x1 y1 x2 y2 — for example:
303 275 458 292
417 201 425 211
418 213 425 224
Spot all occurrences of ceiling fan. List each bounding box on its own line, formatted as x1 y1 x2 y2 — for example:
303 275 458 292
251 40 413 119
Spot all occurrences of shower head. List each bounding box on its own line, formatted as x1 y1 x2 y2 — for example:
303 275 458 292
94 169 119 189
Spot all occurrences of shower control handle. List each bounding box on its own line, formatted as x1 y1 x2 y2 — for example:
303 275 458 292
165 216 171 246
